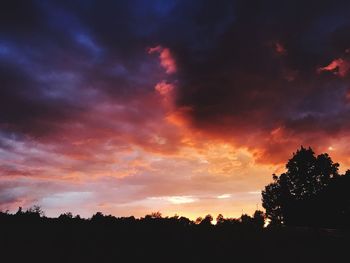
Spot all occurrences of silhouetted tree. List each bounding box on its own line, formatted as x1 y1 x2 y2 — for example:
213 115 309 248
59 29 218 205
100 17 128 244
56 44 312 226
240 212 265 228
15 207 23 215
91 212 105 222
253 210 265 228
262 146 350 228
177 216 192 227
59 212 73 220
216 214 225 225
150 211 162 219
195 217 203 224
200 214 213 226
215 215 241 227
26 205 45 218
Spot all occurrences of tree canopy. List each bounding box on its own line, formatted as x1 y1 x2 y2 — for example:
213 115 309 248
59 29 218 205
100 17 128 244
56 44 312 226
262 146 350 228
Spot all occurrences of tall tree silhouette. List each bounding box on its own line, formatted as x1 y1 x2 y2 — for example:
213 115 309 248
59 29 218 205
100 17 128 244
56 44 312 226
262 146 346 227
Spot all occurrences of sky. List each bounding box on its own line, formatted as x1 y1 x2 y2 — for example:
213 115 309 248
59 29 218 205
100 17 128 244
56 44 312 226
1 0 350 219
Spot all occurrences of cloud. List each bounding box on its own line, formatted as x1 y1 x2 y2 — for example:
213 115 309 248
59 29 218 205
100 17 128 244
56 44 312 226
2 0 350 219
318 58 350 77
148 196 198 205
163 0 350 163
148 45 177 74
217 194 231 199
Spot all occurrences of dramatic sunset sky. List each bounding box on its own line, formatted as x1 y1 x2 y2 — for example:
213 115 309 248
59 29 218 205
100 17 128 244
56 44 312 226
1 0 350 219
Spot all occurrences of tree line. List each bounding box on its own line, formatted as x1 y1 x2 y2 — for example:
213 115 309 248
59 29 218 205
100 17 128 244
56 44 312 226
0 206 265 229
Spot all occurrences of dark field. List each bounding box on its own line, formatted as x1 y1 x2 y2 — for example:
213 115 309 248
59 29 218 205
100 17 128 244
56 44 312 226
1 214 348 263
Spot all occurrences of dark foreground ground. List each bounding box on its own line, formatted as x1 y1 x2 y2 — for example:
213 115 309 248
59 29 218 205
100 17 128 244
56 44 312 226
1 216 349 263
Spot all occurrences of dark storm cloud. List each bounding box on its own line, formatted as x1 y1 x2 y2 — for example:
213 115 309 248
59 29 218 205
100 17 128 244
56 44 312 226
171 0 350 137
2 0 350 145
0 61 80 136
0 0 165 138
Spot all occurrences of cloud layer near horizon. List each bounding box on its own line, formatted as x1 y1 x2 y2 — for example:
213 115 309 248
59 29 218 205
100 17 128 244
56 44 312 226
1 0 350 218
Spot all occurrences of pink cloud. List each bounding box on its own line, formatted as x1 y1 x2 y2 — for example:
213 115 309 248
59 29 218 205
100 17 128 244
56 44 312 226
318 58 350 77
148 45 177 74
155 81 174 96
